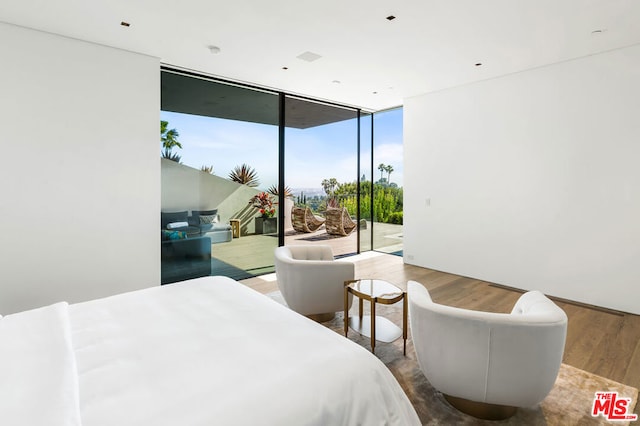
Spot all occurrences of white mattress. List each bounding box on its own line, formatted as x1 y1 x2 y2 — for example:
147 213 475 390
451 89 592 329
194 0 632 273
2 276 420 425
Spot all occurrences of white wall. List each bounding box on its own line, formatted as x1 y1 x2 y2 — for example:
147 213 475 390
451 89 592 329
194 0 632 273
0 23 160 314
404 44 640 314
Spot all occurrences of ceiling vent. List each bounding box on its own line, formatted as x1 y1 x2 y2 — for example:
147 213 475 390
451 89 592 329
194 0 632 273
296 51 322 62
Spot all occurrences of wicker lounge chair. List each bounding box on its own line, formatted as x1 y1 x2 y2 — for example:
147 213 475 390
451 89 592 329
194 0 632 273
291 206 325 233
325 207 357 236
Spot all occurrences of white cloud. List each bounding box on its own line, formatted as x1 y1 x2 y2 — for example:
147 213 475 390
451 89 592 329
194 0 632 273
374 143 403 166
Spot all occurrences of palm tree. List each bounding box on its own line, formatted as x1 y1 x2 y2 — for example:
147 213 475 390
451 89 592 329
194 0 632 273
385 165 394 184
321 178 339 196
378 163 386 181
228 164 259 187
160 120 182 161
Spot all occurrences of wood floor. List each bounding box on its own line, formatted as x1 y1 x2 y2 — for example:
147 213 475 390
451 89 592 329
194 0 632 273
241 252 640 390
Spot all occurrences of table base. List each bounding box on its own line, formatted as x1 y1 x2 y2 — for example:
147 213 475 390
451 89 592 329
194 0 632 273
348 315 403 343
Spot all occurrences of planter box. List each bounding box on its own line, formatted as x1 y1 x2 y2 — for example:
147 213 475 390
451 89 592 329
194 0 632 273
255 217 277 234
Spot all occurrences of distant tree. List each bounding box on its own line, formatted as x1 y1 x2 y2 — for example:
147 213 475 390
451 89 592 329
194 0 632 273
296 191 308 206
332 177 402 224
378 163 386 181
200 165 214 174
385 164 394 184
161 120 182 161
321 178 339 196
229 164 259 187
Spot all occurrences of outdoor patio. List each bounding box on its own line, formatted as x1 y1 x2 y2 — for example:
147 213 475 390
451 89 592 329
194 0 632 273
209 221 403 280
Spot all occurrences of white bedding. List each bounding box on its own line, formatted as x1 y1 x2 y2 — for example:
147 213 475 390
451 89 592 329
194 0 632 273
2 276 419 425
0 302 81 426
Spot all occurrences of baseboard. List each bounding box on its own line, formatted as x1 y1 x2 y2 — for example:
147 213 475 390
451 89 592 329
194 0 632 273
488 283 626 317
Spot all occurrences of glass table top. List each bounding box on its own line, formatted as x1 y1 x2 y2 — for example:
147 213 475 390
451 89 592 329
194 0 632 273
346 279 403 300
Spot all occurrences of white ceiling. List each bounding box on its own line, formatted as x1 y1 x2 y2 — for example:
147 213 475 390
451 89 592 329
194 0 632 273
2 0 640 111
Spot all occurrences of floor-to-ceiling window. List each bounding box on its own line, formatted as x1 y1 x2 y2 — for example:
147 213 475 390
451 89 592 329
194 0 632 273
284 96 360 256
160 70 279 283
359 112 373 253
159 68 402 283
372 108 404 255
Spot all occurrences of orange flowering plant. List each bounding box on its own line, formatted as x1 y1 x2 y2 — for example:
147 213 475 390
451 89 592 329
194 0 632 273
249 192 276 218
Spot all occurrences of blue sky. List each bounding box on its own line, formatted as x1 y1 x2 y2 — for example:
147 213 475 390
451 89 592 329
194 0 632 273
160 108 403 191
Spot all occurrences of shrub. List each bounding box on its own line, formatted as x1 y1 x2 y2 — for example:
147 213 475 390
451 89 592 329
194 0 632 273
387 211 403 224
162 151 182 163
229 164 259 187
267 184 293 199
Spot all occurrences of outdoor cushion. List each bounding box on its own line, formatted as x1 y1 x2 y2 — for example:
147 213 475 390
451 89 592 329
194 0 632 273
161 211 188 229
200 223 232 233
161 230 186 241
199 214 217 224
189 209 218 227
194 209 218 216
167 221 189 229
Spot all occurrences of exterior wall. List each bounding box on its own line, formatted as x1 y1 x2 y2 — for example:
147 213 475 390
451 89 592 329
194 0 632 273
404 44 640 314
162 159 292 234
0 23 160 314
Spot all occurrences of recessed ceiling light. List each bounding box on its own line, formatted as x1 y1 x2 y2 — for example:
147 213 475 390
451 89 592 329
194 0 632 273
297 51 322 62
386 15 396 21
120 21 130 27
475 62 483 67
332 80 341 84
372 91 378 95
282 67 289 70
591 29 607 35
208 45 221 54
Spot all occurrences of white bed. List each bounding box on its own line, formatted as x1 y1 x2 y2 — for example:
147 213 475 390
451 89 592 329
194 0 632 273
0 276 420 425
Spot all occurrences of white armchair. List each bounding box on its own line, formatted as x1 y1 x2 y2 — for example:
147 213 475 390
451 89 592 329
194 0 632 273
274 245 354 322
408 281 567 420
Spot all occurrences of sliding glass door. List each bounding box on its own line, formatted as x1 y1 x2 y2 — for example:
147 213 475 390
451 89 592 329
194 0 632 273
160 70 279 283
284 96 360 257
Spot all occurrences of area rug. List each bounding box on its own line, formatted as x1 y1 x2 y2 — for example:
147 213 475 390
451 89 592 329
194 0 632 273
266 291 638 425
